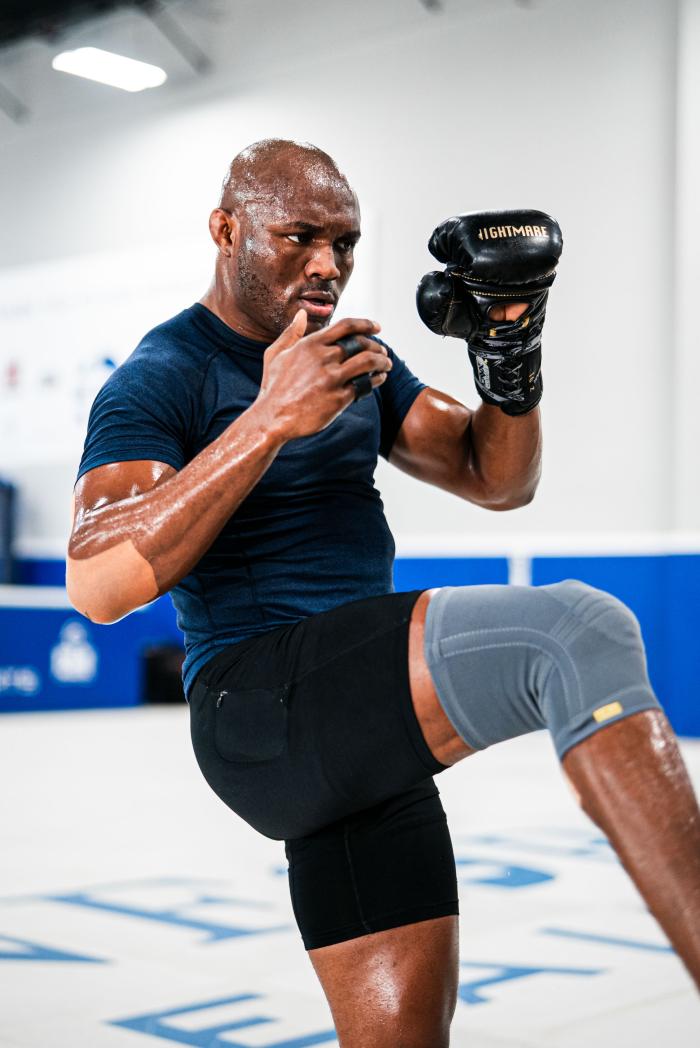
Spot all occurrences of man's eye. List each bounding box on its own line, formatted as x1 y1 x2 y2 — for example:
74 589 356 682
287 233 311 245
337 240 355 253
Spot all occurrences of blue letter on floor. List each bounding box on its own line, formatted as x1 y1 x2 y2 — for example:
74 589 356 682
0 933 105 964
111 993 337 1047
459 959 602 1004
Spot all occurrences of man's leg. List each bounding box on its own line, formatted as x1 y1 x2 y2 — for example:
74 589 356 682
193 589 462 1044
408 585 700 988
309 916 458 1048
285 777 460 1047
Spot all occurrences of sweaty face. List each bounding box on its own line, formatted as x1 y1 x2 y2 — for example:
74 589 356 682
232 176 360 340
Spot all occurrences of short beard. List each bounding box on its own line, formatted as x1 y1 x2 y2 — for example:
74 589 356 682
237 252 288 339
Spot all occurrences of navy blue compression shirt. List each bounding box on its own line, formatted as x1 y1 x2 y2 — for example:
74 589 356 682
77 303 426 695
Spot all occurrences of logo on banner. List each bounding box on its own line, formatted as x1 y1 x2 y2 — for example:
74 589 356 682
50 621 98 684
0 666 40 694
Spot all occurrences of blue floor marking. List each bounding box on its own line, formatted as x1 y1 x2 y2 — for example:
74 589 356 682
48 891 290 943
194 895 274 909
541 927 674 953
455 856 554 888
0 933 107 963
110 993 336 1047
458 960 602 1004
459 832 616 862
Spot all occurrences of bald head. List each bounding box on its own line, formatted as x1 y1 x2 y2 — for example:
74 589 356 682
204 138 361 341
219 138 356 215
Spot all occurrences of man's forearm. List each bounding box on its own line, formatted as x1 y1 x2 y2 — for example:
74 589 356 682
465 403 542 510
67 403 286 622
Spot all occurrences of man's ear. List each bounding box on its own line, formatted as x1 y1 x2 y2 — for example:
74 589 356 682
208 208 239 256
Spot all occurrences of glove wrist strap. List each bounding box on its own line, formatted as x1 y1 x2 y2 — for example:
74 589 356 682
468 344 542 416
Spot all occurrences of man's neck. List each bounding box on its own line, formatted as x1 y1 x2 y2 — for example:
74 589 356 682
199 284 273 343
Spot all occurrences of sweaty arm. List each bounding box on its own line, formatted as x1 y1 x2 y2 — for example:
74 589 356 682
68 313 391 623
68 408 282 623
389 388 541 511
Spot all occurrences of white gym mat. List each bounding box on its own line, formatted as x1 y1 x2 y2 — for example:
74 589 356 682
1 706 698 1047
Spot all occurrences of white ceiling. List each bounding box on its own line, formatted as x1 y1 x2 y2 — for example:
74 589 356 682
0 0 543 144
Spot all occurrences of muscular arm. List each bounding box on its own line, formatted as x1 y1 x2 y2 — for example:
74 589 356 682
68 403 285 623
67 313 391 623
389 388 541 510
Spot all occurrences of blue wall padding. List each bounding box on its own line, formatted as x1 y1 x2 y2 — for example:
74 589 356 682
2 554 698 736
0 594 181 713
393 557 509 590
15 558 67 586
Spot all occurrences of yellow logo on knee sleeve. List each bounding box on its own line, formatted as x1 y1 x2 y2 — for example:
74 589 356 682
593 701 623 723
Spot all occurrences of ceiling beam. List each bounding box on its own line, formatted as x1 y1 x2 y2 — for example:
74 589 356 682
0 79 29 123
140 1 211 75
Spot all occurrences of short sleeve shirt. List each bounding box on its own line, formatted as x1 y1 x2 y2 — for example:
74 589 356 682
78 304 426 694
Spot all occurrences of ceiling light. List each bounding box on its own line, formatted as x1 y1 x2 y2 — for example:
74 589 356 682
51 47 167 92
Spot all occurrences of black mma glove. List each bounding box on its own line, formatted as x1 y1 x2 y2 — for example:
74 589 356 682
416 210 563 415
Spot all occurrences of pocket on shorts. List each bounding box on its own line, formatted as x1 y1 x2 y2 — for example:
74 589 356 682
214 684 290 763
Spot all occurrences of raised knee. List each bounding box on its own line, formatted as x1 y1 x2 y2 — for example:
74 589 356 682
535 579 660 760
544 579 643 646
421 579 658 761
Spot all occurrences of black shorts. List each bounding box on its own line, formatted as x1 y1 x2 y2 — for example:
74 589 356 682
188 589 459 949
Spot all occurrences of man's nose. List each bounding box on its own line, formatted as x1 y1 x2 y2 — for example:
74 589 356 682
305 243 341 282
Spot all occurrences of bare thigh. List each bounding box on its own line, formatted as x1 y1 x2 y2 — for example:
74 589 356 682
309 915 459 1048
409 588 476 766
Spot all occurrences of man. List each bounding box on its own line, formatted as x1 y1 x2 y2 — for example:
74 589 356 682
68 139 700 1047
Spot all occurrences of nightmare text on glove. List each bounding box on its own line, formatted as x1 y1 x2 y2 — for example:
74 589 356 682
416 210 563 416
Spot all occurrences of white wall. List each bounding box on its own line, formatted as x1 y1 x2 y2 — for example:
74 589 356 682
0 0 690 553
674 0 700 529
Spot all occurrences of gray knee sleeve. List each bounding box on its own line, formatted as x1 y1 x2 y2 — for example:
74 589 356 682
423 579 662 760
